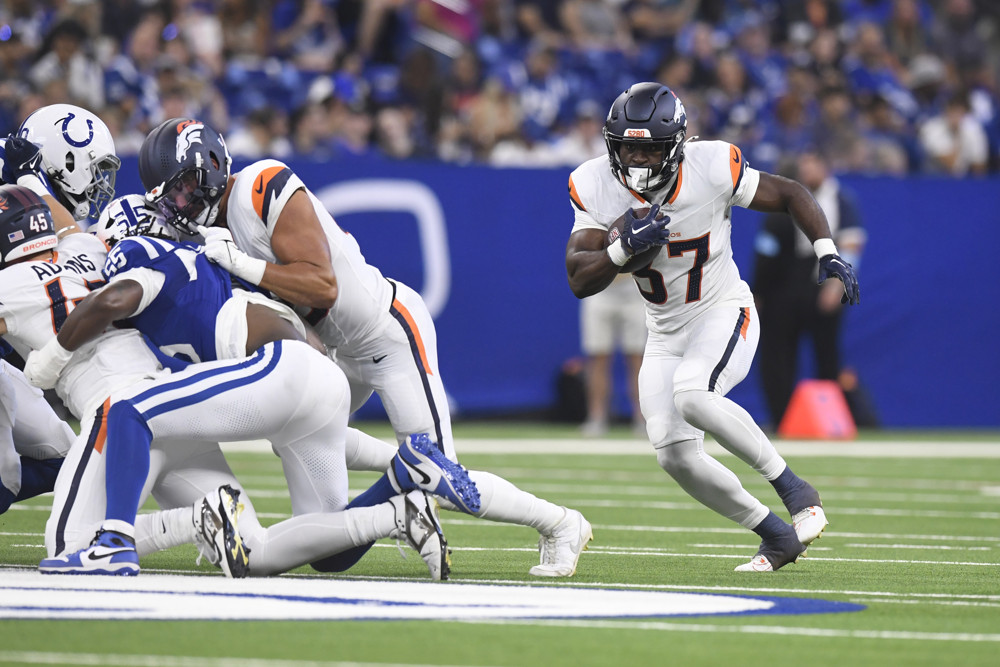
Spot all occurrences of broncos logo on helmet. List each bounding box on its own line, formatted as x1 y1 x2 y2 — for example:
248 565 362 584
604 82 689 195
139 118 232 236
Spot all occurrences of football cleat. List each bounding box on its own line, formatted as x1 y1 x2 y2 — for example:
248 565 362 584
388 433 481 514
39 529 139 576
193 485 251 578
389 490 450 581
529 508 593 577
792 505 829 549
734 526 807 573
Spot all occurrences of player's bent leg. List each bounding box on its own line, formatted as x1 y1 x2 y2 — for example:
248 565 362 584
246 496 445 579
655 439 770 527
673 389 787 480
674 390 830 546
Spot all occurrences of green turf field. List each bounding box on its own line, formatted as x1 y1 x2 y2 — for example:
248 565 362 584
1 423 998 667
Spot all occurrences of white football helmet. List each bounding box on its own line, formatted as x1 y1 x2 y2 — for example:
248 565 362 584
93 194 178 247
18 104 121 221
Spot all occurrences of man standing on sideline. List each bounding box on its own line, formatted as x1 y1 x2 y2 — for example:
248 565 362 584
753 150 867 428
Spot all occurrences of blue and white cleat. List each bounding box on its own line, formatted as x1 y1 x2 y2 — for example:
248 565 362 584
389 433 481 514
39 529 139 576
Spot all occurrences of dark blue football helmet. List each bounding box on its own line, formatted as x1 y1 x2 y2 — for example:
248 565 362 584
0 184 57 268
604 83 688 194
138 118 232 236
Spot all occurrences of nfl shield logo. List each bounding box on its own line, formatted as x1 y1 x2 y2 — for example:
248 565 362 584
7 230 24 243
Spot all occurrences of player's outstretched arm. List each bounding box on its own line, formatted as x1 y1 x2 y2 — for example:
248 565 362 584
566 228 620 298
749 172 832 245
23 281 144 389
749 172 859 305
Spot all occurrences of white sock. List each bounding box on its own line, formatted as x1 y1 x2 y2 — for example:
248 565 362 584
345 427 397 471
247 504 395 576
135 507 195 557
101 518 136 540
459 470 566 534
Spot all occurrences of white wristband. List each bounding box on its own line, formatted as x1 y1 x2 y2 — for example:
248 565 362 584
813 238 838 259
606 238 630 266
233 254 267 285
16 173 50 198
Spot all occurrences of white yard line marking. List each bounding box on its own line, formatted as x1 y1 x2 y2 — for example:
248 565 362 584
464 618 1000 642
849 598 1000 609
0 652 482 667
443 519 1000 543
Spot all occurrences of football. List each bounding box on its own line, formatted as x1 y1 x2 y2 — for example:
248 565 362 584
606 207 663 274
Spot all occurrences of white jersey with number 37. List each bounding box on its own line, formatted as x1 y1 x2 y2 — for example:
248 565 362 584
569 140 760 334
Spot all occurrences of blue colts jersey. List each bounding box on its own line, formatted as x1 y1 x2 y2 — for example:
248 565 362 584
102 237 235 363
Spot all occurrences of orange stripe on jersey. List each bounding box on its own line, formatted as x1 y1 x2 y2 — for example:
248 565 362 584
251 165 287 220
739 307 750 340
392 298 432 375
667 164 684 204
568 176 586 212
93 398 111 454
729 144 743 190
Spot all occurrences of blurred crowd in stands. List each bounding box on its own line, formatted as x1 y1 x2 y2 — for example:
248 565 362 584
2 0 998 175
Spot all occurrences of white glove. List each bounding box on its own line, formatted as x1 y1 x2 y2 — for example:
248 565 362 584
24 337 74 390
196 225 267 285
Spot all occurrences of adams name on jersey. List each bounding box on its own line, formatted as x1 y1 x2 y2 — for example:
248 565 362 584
569 140 759 334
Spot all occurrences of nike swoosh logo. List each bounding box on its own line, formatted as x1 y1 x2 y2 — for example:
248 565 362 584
631 222 652 234
254 175 264 194
88 549 132 560
408 464 432 486
372 354 387 363
733 155 740 163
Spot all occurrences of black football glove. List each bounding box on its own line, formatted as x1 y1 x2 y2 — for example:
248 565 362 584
621 203 670 256
2 135 45 185
818 253 860 305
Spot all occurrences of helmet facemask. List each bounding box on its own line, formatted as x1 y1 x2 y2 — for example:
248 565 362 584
606 130 687 194
152 167 224 235
52 152 121 221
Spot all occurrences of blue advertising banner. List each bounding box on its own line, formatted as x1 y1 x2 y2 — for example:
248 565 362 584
114 159 1000 427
